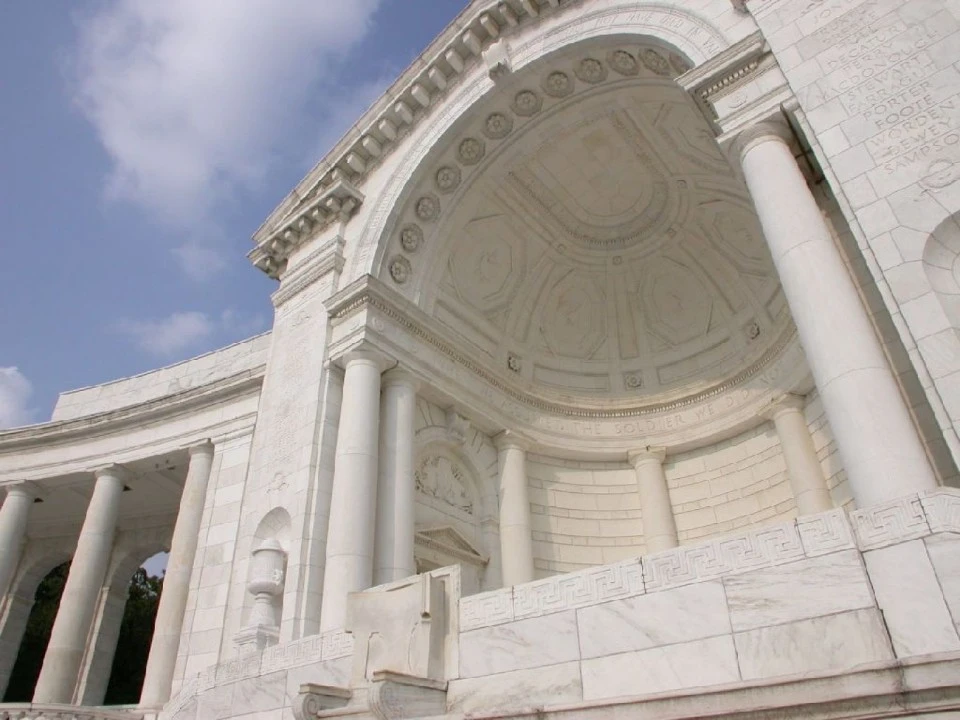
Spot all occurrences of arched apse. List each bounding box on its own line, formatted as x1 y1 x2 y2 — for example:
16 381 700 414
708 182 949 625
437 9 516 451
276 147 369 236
350 1 734 283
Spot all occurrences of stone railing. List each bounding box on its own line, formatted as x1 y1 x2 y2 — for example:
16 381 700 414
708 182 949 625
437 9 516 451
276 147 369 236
0 704 142 719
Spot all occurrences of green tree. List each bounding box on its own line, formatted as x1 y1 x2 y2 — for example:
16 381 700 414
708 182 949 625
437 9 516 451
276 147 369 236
103 568 163 705
3 561 70 702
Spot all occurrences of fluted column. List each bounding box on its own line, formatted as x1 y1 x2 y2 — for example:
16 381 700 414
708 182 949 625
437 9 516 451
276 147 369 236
320 350 387 631
0 482 39 601
763 395 833 515
495 433 534 586
140 440 215 708
739 122 937 507
34 466 125 704
373 370 418 586
629 448 678 553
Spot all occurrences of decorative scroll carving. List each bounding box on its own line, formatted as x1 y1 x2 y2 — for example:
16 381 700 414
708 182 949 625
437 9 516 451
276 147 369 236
920 488 960 534
642 521 804 592
291 683 351 720
415 454 474 514
513 558 644 620
369 672 447 720
797 508 855 558
459 587 515 632
851 494 930 551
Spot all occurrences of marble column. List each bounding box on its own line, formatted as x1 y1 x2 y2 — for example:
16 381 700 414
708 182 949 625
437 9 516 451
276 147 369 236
763 395 833 515
739 122 937 507
0 482 39 601
495 433 534 586
34 466 125 704
374 370 418 586
320 350 386 632
629 448 678 553
140 440 215 708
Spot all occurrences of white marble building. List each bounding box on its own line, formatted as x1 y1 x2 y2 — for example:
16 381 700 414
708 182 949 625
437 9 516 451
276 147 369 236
2 0 960 718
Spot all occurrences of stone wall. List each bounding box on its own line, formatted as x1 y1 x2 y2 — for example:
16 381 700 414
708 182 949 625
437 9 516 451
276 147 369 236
50 334 271 422
527 394 847 576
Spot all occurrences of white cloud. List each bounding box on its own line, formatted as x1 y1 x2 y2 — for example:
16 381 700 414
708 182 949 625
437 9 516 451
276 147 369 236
72 0 381 224
172 242 227 282
116 309 267 357
0 367 35 429
117 311 215 356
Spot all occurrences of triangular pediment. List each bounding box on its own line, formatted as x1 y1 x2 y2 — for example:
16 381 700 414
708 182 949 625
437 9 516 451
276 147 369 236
415 525 488 566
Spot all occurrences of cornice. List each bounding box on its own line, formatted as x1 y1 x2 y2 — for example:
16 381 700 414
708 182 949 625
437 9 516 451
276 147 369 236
329 277 799 420
270 235 345 307
0 368 265 451
250 0 582 277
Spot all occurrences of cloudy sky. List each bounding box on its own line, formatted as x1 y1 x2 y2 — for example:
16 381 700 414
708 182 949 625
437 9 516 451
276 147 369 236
0 0 464 428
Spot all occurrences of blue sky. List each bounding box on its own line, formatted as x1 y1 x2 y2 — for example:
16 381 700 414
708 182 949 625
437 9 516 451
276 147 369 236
0 0 465 427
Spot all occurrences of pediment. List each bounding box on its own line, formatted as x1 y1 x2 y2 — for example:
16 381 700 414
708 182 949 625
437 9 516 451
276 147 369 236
415 525 488 567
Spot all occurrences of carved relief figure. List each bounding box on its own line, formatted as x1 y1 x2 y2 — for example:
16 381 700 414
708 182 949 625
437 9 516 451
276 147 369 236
415 454 474 514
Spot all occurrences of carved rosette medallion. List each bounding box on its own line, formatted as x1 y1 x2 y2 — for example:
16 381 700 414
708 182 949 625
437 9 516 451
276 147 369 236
512 90 542 117
608 50 638 76
415 454 474 514
576 57 607 84
641 48 671 76
484 112 514 139
670 52 693 75
399 224 423 253
389 255 412 284
507 353 522 373
543 71 574 98
415 194 440 222
435 165 462 194
458 137 486 165
624 373 643 389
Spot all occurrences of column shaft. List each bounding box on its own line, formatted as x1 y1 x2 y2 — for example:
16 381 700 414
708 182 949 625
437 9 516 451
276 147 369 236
740 127 937 507
373 372 418 585
140 441 215 707
0 484 37 601
496 437 534 586
630 449 678 553
34 467 125 704
319 352 383 631
767 397 833 515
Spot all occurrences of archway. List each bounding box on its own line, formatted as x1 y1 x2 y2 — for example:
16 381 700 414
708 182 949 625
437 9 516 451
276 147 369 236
2 561 70 702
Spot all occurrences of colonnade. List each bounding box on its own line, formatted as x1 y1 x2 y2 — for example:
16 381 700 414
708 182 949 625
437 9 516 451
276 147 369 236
0 442 215 707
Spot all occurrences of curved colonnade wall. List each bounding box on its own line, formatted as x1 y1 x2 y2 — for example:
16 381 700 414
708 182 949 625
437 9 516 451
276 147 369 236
1 0 960 718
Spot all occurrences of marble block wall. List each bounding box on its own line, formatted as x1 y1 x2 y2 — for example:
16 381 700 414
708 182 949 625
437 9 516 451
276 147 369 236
528 393 847 577
160 489 960 720
50 333 271 422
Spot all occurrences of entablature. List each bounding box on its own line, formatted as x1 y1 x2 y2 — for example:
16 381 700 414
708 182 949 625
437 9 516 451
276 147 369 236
325 276 811 457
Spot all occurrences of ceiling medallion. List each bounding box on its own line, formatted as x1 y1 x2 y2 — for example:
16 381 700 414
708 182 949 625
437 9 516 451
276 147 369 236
484 112 514 139
399 224 423 253
543 71 574 98
624 373 643 389
389 255 412 284
641 48 672 76
458 137 486 165
608 50 638 76
435 165 462 194
575 57 607 84
507 353 522 373
512 90 542 117
415 194 441 222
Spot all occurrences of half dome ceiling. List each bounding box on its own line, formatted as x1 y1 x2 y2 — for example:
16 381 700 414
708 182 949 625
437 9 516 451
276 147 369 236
381 41 792 408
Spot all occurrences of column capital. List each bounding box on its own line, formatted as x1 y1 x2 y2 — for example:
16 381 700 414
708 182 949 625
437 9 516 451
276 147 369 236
381 367 419 391
186 439 214 458
92 463 130 483
3 480 44 500
340 344 396 373
494 431 531 452
628 447 666 467
760 393 807 421
734 118 793 161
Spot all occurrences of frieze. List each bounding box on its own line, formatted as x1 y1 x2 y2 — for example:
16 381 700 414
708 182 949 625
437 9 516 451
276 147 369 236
850 493 931 551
